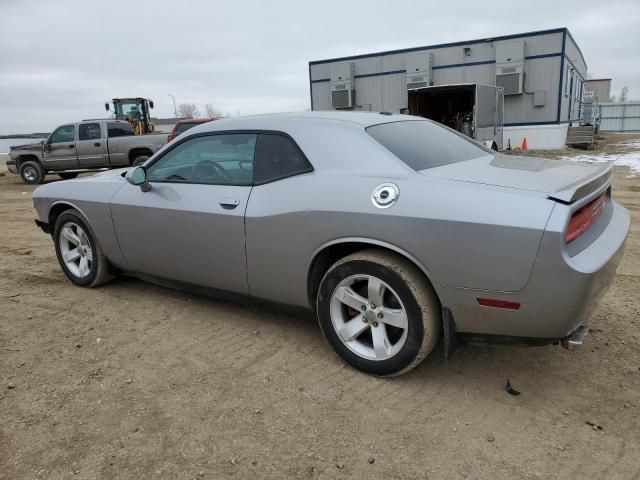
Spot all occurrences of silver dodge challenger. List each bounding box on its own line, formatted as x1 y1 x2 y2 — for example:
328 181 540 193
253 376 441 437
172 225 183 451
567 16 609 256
32 112 630 376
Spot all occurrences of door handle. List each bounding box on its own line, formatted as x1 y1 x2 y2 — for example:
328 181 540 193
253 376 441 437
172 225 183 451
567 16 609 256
94 142 101 147
219 199 240 209
68 144 74 149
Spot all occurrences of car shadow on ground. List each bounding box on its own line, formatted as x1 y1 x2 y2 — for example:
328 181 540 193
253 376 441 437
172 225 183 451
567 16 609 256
102 275 568 401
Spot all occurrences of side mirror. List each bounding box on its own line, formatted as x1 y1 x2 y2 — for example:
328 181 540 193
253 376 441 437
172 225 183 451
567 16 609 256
125 166 151 192
43 143 50 152
149 100 154 109
105 102 110 111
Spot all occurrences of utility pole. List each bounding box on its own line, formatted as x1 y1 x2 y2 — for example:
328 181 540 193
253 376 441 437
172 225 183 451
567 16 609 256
168 94 177 118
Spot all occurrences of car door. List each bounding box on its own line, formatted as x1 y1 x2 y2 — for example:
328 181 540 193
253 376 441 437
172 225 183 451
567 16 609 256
76 122 108 167
43 124 78 170
110 132 256 294
244 133 315 305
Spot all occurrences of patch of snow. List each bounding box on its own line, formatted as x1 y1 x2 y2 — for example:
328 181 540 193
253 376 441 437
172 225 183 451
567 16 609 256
559 140 640 176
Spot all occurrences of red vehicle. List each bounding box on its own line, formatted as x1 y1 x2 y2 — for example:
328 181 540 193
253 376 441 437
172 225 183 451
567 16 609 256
167 118 215 142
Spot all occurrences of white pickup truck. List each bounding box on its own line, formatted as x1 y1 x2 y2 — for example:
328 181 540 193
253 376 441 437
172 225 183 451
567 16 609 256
7 119 168 184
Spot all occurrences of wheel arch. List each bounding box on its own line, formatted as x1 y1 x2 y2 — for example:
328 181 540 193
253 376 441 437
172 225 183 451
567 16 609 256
48 201 96 237
307 237 439 310
16 154 42 169
128 147 153 164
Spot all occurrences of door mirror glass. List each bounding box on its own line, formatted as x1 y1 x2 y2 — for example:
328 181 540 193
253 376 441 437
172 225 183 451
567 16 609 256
149 100 154 109
125 166 150 191
105 102 110 111
43 143 50 152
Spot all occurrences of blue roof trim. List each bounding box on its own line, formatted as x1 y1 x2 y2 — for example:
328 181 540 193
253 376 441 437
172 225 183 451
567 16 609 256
310 53 562 83
557 31 567 123
309 27 566 65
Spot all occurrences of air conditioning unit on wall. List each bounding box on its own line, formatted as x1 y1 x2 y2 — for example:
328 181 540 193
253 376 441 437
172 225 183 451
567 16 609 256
330 63 355 109
495 40 525 95
406 52 433 90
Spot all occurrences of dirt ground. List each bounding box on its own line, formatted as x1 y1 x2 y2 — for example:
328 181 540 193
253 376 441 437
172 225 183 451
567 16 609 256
1 136 639 480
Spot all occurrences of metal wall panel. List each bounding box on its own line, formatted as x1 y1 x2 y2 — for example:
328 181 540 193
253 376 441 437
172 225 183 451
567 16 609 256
309 29 581 125
599 103 640 132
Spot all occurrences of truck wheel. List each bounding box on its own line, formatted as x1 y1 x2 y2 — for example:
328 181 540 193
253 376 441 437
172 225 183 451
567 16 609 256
19 161 45 185
59 172 78 180
316 249 441 377
132 156 149 166
53 210 115 288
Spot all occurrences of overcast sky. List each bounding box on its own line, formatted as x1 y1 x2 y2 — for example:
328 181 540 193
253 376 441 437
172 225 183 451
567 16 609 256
1 0 639 134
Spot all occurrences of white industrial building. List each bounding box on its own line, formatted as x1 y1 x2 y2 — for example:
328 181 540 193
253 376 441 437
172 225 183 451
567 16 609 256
309 28 589 149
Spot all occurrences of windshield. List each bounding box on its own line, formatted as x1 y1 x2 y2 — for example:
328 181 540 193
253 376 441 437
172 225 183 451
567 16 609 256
114 100 143 121
366 120 493 171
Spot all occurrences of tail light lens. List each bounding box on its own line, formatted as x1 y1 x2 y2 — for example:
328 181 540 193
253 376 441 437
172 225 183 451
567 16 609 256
167 134 175 142
566 193 607 243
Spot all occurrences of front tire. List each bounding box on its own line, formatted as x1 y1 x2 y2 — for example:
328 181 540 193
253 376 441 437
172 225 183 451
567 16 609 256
19 160 45 185
53 210 115 287
316 249 441 376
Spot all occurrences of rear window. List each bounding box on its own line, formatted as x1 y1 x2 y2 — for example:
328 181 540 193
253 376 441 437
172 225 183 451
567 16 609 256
366 120 491 171
175 121 205 135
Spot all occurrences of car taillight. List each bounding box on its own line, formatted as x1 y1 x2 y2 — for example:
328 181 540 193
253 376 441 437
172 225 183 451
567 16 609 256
167 134 175 142
566 193 607 243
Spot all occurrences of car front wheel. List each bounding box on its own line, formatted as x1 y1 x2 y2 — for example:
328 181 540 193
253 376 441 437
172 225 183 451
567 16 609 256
19 160 45 184
53 210 115 287
316 249 441 376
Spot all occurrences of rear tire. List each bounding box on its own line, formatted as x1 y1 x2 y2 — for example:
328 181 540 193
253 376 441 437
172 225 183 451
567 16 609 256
58 172 78 180
19 160 45 185
53 210 115 287
132 156 149 166
316 249 441 377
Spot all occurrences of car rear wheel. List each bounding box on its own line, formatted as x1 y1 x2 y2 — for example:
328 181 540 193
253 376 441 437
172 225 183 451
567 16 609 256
19 160 45 184
53 210 115 287
316 249 441 376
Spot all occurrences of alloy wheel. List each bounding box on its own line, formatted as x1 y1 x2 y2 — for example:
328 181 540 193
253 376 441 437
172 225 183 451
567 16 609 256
58 222 93 278
330 274 408 361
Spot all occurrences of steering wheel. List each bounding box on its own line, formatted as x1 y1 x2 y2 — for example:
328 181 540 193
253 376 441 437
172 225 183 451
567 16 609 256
191 160 229 181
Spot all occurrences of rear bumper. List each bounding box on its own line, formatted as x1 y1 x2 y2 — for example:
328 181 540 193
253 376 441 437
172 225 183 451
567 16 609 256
439 200 630 340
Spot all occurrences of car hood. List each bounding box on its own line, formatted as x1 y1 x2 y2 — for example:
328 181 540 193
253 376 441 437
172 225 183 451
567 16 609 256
10 140 44 151
419 153 612 202
69 168 129 182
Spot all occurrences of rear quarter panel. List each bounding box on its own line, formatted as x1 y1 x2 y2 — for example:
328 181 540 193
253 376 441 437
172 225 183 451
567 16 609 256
107 133 168 166
245 121 555 308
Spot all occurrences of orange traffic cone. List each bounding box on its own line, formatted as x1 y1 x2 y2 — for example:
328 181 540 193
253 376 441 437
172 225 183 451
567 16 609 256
521 137 528 152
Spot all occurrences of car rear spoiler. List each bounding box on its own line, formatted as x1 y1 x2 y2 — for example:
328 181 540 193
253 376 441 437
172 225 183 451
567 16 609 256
547 162 613 204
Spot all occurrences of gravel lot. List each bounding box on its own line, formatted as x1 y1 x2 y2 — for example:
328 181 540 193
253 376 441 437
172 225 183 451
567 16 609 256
1 136 639 480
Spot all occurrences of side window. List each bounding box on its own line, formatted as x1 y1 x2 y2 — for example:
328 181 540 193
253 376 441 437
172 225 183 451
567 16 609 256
108 122 134 137
147 134 256 185
78 123 102 141
253 134 312 184
50 125 75 144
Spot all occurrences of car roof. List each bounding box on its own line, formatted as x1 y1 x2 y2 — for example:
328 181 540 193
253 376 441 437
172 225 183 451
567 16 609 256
187 111 417 135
